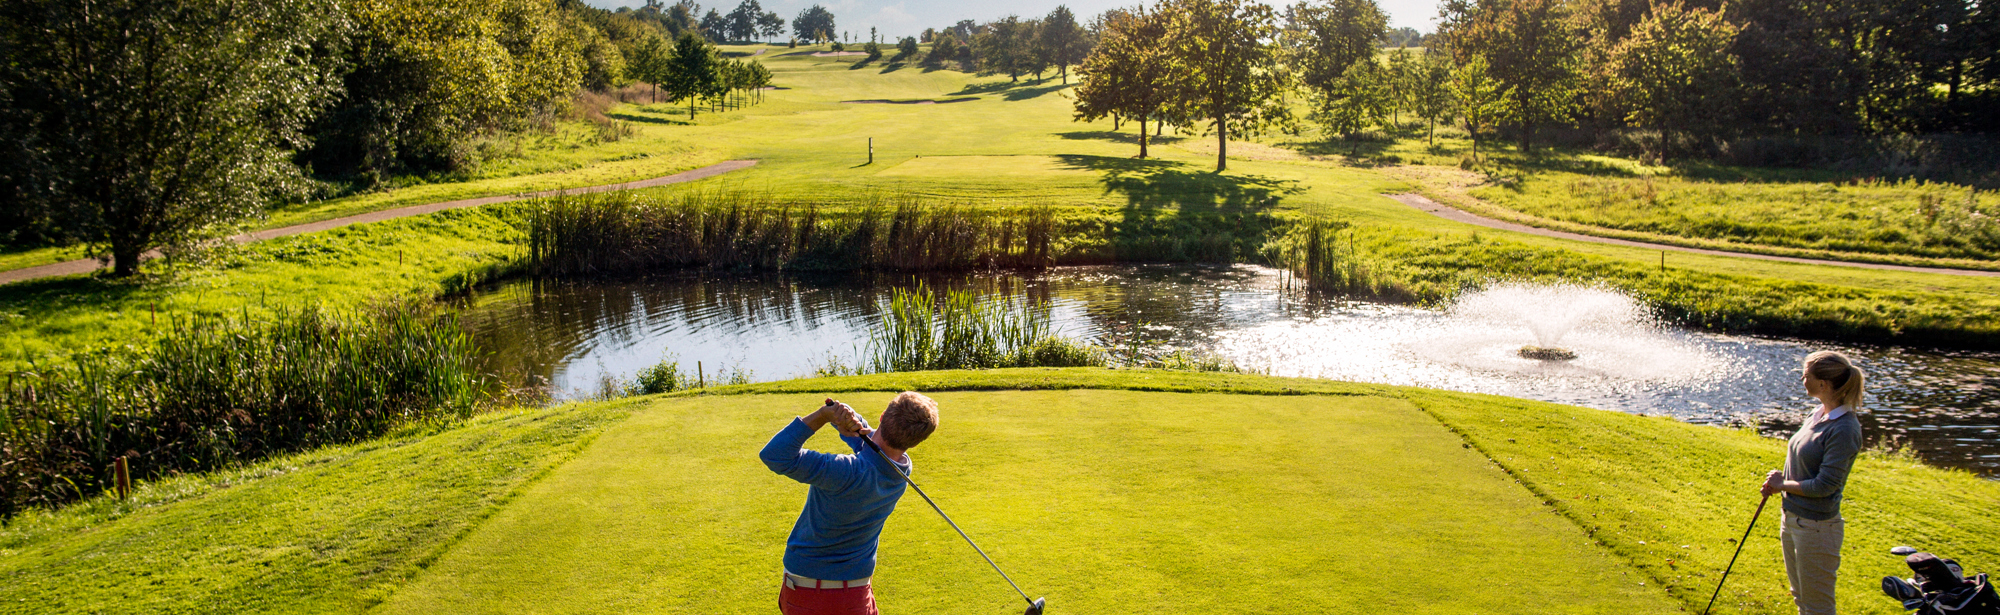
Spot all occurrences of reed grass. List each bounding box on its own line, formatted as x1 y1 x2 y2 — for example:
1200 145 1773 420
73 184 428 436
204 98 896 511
0 302 486 517
1265 218 1420 302
526 191 1056 277
865 283 1104 373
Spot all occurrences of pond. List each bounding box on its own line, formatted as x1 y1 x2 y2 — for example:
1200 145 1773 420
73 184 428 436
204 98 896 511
456 265 2000 477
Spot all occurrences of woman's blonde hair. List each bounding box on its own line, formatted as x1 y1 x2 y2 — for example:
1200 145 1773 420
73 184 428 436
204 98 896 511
1804 350 1864 410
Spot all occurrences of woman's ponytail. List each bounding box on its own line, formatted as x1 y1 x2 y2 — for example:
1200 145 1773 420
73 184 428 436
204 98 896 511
1804 350 1865 410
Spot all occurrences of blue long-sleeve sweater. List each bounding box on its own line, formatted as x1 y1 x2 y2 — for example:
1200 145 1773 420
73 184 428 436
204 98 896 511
759 417 911 581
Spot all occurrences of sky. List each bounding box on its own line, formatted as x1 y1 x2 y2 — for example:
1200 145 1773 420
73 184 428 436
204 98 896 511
582 0 1442 41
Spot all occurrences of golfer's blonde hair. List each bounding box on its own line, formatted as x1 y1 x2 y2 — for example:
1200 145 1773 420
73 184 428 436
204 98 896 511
880 391 939 450
1804 350 1864 411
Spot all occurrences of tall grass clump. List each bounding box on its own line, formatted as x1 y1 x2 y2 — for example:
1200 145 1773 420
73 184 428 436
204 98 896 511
866 284 1103 372
1265 218 1419 302
0 303 486 517
527 191 1056 277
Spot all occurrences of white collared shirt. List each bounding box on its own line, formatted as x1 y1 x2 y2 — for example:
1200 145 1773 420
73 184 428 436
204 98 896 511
1810 404 1850 425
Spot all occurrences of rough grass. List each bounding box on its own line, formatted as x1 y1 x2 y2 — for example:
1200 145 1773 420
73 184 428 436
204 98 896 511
5 370 1994 615
0 399 636 614
1474 173 2000 264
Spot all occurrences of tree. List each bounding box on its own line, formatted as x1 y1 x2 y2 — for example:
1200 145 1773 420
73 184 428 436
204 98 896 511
1451 55 1507 162
1409 50 1456 146
793 5 836 43
1447 0 1582 152
1313 58 1387 144
726 0 763 42
700 9 727 39
929 33 963 69
1074 6 1176 157
1161 0 1292 172
1383 48 1414 125
757 11 786 43
1040 6 1092 83
896 37 919 60
862 40 882 61
664 32 720 118
632 33 674 103
0 0 339 276
979 16 1028 81
1605 2 1740 155
1284 0 1388 95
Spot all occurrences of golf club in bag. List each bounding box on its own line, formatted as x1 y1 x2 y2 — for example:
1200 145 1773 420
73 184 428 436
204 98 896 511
1702 493 1771 615
1881 546 2000 615
835 401 1047 615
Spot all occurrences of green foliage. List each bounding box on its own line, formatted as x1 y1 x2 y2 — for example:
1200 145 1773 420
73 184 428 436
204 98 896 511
861 40 882 61
0 303 488 517
1072 6 1177 158
627 353 693 395
1160 0 1294 172
866 284 1105 372
0 0 340 275
1451 55 1507 161
1311 57 1390 142
1409 49 1457 145
313 0 590 182
1038 5 1093 83
1282 0 1389 95
895 36 919 60
663 32 720 118
524 191 1058 276
1604 2 1740 154
792 5 835 43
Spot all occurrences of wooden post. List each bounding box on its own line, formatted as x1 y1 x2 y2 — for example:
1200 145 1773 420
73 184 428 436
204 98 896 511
868 138 874 165
698 361 705 388
1660 251 1666 271
114 456 130 500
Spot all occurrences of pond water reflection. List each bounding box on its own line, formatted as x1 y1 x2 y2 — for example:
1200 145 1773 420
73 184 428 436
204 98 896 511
456 265 2000 476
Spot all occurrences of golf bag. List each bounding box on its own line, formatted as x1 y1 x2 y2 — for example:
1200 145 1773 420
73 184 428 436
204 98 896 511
1882 552 2000 615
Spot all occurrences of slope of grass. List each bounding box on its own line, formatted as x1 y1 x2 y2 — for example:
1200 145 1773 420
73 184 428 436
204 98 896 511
6 369 1994 615
0 399 636 615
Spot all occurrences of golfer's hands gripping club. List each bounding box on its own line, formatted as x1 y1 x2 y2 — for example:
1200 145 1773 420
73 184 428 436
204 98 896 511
817 398 871 438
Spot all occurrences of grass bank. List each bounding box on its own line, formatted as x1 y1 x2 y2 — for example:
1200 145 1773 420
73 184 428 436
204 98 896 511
5 370 1992 614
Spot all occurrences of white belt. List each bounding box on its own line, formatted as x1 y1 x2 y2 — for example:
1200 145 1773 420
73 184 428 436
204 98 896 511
784 571 871 589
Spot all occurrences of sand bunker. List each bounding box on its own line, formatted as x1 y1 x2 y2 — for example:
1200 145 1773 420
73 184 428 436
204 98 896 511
811 51 868 57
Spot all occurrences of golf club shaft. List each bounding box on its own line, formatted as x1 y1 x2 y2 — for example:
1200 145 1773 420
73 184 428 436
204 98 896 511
859 432 1035 606
1702 493 1771 615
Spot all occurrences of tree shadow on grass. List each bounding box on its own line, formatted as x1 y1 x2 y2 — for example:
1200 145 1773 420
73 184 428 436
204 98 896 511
1054 154 1299 215
949 78 1074 101
1055 131 1187 147
605 112 692 126
1054 154 1297 262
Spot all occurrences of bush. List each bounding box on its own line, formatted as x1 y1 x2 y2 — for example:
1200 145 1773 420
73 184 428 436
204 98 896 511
0 303 487 517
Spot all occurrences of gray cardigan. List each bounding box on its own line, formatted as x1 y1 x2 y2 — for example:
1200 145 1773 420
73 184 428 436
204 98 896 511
1782 408 1863 521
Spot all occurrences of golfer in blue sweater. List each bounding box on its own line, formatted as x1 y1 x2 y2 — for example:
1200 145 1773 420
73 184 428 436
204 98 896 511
761 392 939 615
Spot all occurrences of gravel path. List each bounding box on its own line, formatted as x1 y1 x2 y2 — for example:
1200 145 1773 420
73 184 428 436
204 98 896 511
1389 192 1999 277
0 160 759 286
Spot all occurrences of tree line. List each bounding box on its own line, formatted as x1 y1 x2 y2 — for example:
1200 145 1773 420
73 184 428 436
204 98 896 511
1073 0 2000 171
920 8 1096 83
0 0 788 276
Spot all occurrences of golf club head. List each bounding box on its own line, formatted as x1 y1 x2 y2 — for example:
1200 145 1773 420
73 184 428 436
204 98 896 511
1891 546 1919 556
1024 597 1046 615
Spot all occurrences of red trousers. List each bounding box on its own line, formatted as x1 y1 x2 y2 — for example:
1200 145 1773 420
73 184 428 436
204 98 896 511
778 581 878 615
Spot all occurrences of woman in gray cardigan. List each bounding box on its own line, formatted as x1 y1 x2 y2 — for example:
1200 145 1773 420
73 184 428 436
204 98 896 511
1762 350 1866 615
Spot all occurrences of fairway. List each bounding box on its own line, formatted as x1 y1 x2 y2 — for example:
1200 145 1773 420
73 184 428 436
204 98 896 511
371 390 1674 614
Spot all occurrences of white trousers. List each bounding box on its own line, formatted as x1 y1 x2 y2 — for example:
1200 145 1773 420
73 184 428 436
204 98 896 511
1781 513 1844 615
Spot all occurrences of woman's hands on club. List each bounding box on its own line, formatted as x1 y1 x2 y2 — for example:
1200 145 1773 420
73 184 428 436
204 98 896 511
1760 470 1789 497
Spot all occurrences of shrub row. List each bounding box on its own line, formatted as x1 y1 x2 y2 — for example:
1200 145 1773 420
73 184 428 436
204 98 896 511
0 303 486 517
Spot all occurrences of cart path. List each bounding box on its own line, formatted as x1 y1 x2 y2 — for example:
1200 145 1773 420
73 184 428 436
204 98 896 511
1389 192 2000 277
0 160 759 286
